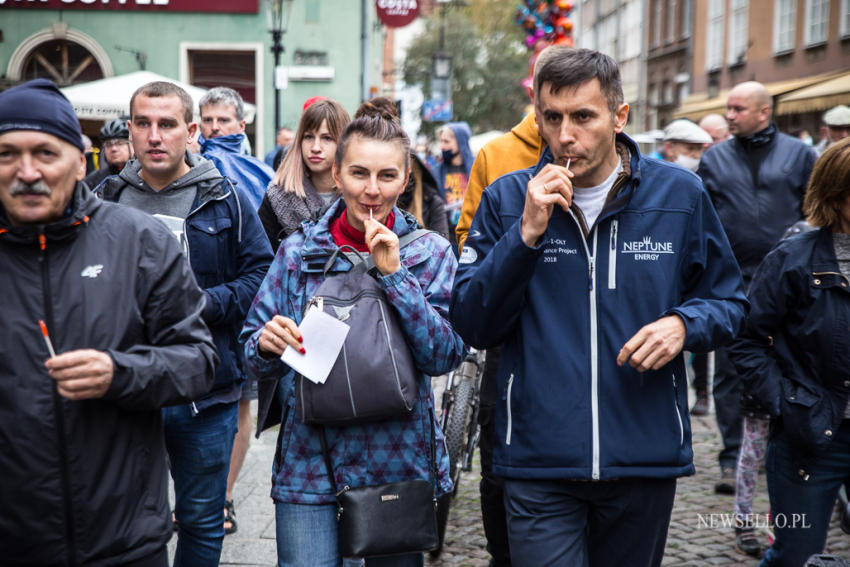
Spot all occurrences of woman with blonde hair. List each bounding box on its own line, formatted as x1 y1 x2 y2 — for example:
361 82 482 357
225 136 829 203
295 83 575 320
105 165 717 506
258 98 351 250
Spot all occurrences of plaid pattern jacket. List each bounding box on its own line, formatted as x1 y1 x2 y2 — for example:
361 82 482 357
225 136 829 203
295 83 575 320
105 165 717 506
241 200 464 504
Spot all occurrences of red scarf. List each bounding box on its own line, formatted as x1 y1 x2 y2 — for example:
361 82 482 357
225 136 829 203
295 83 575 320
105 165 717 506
329 208 395 253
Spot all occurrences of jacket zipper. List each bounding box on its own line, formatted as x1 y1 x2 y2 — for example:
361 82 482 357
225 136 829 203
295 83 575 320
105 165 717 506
672 373 684 446
182 189 233 412
568 211 601 479
39 234 78 566
505 373 514 445
608 220 618 290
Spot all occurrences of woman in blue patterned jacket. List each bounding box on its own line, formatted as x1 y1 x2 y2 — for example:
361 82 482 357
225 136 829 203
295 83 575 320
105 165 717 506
241 110 464 567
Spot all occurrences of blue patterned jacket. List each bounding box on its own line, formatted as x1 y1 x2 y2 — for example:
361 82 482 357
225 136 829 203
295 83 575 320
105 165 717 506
241 200 464 504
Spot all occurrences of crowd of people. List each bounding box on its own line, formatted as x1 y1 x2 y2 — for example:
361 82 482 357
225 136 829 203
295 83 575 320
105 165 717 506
2 43 850 567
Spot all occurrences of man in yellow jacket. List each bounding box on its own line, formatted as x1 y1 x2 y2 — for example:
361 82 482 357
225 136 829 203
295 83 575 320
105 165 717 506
455 111 544 251
453 66 545 566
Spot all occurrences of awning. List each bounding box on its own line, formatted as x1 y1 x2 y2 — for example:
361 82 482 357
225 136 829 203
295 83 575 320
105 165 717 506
60 71 256 123
775 70 850 115
673 72 844 121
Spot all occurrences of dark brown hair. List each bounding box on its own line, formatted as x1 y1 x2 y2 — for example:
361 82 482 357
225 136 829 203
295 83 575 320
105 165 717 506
130 81 194 125
336 100 410 172
534 47 623 116
804 137 850 229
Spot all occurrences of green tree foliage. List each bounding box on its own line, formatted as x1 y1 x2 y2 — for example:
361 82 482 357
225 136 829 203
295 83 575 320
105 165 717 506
403 1 531 136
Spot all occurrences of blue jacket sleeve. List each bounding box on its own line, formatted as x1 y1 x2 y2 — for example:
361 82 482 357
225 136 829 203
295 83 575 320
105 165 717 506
665 188 749 351
450 185 544 349
379 236 465 377
203 189 274 327
726 248 793 417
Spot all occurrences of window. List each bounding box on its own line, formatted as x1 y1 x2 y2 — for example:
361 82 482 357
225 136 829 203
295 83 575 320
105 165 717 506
22 40 105 86
706 1 725 71
773 0 796 53
653 0 663 47
681 0 693 38
666 0 677 43
727 0 749 65
841 0 850 37
804 0 829 46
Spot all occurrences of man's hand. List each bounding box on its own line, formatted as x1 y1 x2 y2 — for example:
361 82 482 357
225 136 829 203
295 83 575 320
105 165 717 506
617 315 686 372
520 163 573 247
365 217 401 276
45 349 114 400
258 315 304 357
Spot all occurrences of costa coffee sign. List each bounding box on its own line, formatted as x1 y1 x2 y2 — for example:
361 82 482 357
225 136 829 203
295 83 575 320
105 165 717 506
0 0 258 13
375 0 419 28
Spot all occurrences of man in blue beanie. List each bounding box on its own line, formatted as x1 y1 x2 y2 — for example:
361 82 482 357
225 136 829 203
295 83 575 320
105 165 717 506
0 79 217 566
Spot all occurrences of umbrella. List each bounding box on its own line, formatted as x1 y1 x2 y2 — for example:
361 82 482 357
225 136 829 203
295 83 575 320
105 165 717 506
60 71 256 123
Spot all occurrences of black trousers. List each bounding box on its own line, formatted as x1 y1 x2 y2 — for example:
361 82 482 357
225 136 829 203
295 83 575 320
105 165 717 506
479 346 512 566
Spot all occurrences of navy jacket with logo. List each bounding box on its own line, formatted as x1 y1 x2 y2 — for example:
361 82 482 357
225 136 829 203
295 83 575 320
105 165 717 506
450 134 748 481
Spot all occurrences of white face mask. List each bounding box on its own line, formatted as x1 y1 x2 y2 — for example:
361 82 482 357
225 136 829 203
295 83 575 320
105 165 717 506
675 154 700 172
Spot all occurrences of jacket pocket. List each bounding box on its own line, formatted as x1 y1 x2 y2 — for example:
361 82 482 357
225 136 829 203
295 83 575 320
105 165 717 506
672 373 683 446
608 219 618 290
780 380 831 455
504 373 515 446
187 216 233 280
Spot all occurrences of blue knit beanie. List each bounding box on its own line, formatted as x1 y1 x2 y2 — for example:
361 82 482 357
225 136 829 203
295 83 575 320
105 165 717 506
0 78 84 152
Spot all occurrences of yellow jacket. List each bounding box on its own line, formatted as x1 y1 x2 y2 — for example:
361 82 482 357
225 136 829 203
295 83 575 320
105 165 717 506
455 112 544 250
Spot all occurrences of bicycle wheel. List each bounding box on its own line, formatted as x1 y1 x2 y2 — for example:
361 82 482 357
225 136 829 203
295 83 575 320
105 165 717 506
431 361 477 558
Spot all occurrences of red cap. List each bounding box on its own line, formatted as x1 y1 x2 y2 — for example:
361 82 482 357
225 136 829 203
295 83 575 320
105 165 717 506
303 96 328 111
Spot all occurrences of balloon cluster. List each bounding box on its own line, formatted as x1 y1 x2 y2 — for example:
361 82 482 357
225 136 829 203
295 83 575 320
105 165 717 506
516 1 575 93
515 0 575 50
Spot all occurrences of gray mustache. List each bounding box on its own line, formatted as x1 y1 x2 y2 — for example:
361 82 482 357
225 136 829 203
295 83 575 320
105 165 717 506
9 180 52 197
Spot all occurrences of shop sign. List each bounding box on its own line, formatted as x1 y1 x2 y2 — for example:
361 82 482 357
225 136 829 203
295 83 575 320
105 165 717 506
0 0 258 14
375 0 419 28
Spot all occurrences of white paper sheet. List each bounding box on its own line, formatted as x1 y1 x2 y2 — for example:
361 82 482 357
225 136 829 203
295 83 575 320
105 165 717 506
281 308 350 384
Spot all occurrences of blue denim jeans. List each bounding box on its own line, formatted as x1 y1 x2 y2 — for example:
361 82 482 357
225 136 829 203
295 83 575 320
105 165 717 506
760 421 850 567
274 501 424 567
163 402 238 567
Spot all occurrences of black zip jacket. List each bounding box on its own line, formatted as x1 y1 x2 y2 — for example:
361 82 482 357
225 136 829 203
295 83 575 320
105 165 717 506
698 130 816 279
0 184 217 566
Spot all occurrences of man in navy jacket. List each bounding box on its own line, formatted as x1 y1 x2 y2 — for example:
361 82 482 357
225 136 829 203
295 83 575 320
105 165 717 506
99 81 273 566
697 81 816 495
451 47 747 566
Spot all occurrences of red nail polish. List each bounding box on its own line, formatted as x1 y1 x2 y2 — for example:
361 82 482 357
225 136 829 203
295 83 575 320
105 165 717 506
298 336 303 343
300 347 306 355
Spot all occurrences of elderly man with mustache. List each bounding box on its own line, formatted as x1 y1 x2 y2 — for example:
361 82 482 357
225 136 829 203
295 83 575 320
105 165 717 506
0 78 218 567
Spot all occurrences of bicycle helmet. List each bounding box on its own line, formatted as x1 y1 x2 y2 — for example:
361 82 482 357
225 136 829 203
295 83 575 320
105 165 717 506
100 118 129 141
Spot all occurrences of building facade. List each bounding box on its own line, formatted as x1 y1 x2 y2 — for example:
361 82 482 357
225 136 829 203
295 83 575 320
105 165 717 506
678 0 850 137
575 0 649 135
0 0 385 156
645 0 694 131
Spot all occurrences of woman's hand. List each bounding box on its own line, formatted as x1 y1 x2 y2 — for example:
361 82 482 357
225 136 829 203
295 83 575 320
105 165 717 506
257 315 305 357
365 218 401 275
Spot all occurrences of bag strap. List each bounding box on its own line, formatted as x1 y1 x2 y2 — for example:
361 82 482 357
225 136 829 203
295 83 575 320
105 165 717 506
318 412 437 501
327 229 434 275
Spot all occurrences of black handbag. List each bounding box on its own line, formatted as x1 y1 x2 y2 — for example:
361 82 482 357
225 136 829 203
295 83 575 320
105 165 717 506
318 415 439 558
295 230 431 426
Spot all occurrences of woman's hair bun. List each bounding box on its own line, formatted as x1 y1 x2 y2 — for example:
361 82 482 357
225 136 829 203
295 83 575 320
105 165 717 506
354 97 401 124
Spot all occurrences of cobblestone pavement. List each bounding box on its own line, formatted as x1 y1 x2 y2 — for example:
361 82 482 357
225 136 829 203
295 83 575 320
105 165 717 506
169 399 850 566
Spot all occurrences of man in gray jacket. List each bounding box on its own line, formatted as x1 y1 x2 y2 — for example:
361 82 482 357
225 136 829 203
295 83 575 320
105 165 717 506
0 79 216 566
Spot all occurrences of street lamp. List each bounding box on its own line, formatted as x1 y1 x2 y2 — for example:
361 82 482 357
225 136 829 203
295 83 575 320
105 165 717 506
266 0 294 131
